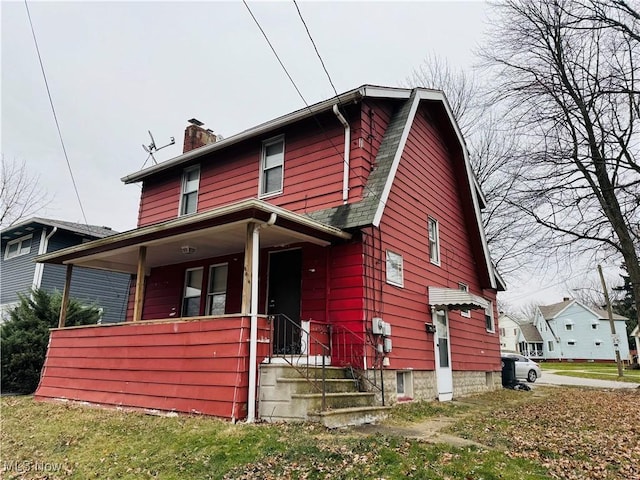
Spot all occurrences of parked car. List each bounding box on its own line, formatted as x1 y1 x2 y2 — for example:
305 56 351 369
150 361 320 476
501 353 542 382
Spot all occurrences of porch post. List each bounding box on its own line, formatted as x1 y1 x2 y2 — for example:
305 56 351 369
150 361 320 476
133 246 147 322
245 222 260 422
58 264 73 328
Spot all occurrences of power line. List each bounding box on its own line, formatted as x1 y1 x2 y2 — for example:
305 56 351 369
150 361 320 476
292 0 340 100
243 0 386 206
242 0 308 108
24 0 88 224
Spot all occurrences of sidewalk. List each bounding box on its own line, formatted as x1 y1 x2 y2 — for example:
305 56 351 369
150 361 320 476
537 371 640 389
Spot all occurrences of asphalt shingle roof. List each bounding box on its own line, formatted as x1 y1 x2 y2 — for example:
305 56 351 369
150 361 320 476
306 93 415 229
519 323 543 342
1 217 118 239
539 299 627 321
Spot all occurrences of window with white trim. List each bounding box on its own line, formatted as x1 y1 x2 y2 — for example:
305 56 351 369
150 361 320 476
428 217 440 265
591 322 598 330
182 267 203 317
396 371 413 398
206 264 228 315
548 341 554 352
485 302 495 332
180 166 200 216
594 340 602 346
4 234 33 260
568 340 576 346
459 283 470 317
385 250 404 287
260 136 284 196
565 324 573 331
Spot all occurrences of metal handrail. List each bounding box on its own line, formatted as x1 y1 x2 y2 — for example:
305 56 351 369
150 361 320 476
331 323 385 404
267 314 331 411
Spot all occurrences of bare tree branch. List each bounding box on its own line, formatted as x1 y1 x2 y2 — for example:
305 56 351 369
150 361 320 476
1 155 49 228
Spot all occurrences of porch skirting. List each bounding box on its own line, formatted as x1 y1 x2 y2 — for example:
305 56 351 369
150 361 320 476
35 316 270 421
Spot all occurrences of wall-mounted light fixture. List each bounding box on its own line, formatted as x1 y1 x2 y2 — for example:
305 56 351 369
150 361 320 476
181 245 196 255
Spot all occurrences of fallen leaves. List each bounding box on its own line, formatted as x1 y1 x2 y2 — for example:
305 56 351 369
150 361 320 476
453 388 640 480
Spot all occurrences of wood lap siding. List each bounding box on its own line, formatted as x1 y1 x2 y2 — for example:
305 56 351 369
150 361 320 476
377 106 500 372
35 317 271 419
137 114 355 227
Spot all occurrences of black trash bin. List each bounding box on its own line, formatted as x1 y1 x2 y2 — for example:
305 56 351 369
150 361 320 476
501 356 517 387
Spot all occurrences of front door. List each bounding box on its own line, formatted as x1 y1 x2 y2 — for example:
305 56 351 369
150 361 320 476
434 309 453 401
267 249 302 355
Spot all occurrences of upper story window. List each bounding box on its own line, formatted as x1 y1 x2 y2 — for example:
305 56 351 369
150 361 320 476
458 283 470 317
565 323 573 331
385 250 404 287
485 302 495 333
260 136 284 197
179 166 200 216
206 263 228 315
428 217 440 265
4 234 33 260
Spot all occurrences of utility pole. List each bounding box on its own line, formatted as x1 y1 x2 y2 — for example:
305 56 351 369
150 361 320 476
597 265 624 377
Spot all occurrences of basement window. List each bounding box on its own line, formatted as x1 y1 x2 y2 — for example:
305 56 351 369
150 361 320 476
179 165 200 216
260 136 284 197
4 234 32 260
386 250 404 287
206 263 228 315
396 371 413 398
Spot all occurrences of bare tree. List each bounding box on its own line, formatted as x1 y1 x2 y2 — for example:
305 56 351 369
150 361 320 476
406 54 537 277
482 0 640 327
1 156 49 228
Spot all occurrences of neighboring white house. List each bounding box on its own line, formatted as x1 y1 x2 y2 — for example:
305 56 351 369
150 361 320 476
533 298 630 362
498 313 521 352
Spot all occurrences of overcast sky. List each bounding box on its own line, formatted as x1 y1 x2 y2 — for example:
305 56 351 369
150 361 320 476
1 1 621 308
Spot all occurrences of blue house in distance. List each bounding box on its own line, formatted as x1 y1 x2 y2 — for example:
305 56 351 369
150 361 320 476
530 298 631 362
1 218 131 323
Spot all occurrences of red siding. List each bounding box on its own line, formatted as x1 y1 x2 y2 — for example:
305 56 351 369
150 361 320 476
376 104 500 372
136 103 395 227
35 317 271 419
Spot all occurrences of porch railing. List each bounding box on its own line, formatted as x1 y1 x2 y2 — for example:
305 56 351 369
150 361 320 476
266 314 331 411
332 324 385 405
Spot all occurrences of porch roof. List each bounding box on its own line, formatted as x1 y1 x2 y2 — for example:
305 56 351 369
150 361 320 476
428 287 490 311
35 199 352 274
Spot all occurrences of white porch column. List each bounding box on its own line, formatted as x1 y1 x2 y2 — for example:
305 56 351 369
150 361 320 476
245 222 260 423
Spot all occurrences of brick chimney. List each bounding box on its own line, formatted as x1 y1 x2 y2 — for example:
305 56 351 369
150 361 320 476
183 118 216 153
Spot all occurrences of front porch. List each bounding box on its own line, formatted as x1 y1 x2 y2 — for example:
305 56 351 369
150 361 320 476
34 199 384 423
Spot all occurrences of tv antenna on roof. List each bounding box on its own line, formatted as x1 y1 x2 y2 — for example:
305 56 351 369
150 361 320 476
142 130 175 165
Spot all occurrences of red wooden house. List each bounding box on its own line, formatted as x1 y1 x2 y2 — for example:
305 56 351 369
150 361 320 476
35 85 505 425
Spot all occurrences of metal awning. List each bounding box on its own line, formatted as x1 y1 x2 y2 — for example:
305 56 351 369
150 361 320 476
35 198 351 274
428 287 489 311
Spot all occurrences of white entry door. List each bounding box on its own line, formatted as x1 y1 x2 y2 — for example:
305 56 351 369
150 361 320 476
434 309 453 401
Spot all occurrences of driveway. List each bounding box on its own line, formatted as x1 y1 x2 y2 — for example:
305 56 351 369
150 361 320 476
537 371 640 389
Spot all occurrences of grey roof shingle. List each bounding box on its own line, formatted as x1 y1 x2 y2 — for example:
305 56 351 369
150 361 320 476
519 323 543 343
539 299 627 321
306 93 416 229
1 217 118 239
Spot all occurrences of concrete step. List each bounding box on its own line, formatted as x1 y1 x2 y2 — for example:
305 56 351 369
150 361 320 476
291 392 375 410
276 377 358 394
308 406 392 428
262 364 352 380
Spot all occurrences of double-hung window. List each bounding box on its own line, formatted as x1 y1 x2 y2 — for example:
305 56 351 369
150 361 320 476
385 250 404 287
459 283 470 317
180 166 200 216
206 264 228 315
260 136 284 196
428 217 440 265
485 302 495 332
4 234 32 260
182 268 203 317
